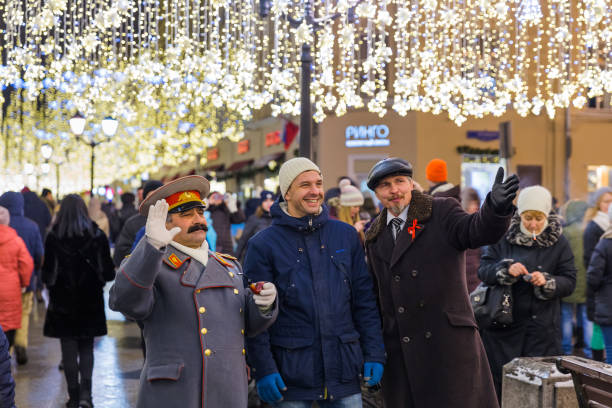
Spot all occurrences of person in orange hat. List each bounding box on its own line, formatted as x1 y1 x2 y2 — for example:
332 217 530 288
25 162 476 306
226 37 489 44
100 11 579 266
109 175 278 408
425 158 460 200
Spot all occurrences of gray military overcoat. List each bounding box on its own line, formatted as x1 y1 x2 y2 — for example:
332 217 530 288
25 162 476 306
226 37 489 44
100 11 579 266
109 238 277 408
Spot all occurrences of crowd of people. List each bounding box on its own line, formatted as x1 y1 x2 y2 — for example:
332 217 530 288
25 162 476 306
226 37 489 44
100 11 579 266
1 156 612 407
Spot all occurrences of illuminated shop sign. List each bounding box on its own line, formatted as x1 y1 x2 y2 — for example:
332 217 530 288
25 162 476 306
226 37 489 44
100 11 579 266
237 139 250 154
207 147 219 161
345 124 390 147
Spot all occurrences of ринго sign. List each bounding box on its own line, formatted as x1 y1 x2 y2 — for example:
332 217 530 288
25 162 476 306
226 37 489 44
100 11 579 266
345 125 390 147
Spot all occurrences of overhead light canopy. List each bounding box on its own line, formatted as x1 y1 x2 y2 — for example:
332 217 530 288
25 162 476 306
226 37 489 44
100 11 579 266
69 113 86 136
101 116 119 137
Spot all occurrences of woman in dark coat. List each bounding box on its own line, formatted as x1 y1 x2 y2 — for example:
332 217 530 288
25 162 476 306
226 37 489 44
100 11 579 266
42 194 115 408
235 190 275 262
479 186 576 399
587 205 612 363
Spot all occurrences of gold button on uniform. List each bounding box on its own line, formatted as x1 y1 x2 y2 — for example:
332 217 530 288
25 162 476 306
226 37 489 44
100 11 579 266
201 328 207 334
229 272 234 278
199 307 206 314
242 349 246 355
195 289 201 294
241 329 244 335
234 289 239 295
205 349 212 356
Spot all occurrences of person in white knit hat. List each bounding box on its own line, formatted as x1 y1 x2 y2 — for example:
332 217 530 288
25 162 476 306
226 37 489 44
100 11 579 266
479 184 576 398
243 157 385 406
331 179 367 241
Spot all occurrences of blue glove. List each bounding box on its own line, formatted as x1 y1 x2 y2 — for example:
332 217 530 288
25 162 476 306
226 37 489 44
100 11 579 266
363 362 384 386
256 373 287 403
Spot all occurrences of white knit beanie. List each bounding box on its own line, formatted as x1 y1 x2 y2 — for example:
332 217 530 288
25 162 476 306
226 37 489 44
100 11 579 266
339 179 364 206
279 157 321 198
517 185 552 215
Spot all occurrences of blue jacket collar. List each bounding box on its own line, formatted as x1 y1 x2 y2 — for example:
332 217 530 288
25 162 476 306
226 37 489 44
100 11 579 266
270 199 329 233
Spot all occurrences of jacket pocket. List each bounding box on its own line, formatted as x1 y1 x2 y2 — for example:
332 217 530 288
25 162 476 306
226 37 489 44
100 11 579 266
445 310 478 329
338 332 363 383
271 336 315 389
146 362 184 382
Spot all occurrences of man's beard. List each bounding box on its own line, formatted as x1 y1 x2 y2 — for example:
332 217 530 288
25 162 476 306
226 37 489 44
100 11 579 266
388 203 408 216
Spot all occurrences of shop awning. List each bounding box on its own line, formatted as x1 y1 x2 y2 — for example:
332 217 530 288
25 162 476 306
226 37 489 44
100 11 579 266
253 152 285 169
227 159 253 172
201 163 225 172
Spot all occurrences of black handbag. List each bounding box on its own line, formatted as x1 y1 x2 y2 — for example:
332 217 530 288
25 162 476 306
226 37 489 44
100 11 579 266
470 282 514 329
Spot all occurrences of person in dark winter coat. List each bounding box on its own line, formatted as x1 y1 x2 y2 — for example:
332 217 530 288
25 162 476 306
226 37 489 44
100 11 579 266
560 200 592 358
244 158 385 406
583 187 612 361
479 186 576 399
22 188 51 302
110 176 278 408
364 158 517 408
425 158 461 200
22 189 52 242
0 325 16 408
462 187 483 293
117 193 138 232
236 190 275 262
587 205 612 363
0 191 43 366
42 194 115 408
207 191 246 255
113 180 163 266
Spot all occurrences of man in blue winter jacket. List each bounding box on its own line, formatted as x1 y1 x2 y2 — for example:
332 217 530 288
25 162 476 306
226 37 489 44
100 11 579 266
244 157 385 407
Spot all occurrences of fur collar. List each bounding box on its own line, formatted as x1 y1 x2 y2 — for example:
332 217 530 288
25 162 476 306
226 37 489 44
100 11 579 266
505 213 562 247
365 190 433 243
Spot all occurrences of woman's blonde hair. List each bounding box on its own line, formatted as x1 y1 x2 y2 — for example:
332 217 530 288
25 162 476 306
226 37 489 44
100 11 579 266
584 190 612 224
337 205 365 241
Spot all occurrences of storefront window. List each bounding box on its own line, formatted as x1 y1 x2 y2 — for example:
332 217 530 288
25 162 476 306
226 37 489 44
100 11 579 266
209 179 226 194
264 175 279 194
239 177 255 202
460 154 503 203
587 165 612 192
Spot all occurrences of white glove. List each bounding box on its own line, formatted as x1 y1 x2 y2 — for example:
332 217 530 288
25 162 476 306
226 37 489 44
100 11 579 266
145 199 181 250
225 194 238 213
253 282 277 307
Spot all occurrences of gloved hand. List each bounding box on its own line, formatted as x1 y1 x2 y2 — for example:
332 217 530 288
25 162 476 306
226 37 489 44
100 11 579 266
490 167 519 214
363 362 384 387
253 282 277 312
145 199 181 250
225 194 238 213
256 372 287 403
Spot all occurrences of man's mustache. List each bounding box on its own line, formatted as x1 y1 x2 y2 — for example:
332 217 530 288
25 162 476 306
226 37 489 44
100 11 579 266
187 224 208 233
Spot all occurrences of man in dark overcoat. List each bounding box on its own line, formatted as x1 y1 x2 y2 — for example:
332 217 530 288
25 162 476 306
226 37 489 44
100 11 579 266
364 158 519 408
109 175 278 407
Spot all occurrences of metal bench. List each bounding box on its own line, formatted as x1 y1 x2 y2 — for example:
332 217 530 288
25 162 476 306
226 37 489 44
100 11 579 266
556 356 612 408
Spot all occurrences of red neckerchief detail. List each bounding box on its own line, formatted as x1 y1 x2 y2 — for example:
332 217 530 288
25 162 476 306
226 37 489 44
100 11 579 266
406 219 422 240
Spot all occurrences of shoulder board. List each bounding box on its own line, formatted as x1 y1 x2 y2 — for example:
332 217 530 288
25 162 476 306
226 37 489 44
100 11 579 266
217 252 237 261
210 252 232 267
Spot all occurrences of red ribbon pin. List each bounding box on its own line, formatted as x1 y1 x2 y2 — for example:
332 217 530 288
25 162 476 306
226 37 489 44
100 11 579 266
406 219 422 240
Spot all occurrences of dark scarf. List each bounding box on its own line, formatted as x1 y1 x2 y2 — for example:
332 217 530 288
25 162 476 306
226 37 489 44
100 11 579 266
505 213 562 248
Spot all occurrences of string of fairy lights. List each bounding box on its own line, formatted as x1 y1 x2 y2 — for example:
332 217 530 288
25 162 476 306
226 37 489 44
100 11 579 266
0 0 610 193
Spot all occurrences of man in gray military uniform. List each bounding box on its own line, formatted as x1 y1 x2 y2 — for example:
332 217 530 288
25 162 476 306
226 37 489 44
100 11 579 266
109 175 278 408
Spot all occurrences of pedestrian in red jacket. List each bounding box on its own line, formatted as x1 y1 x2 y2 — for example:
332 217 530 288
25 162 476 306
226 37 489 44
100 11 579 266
0 206 33 347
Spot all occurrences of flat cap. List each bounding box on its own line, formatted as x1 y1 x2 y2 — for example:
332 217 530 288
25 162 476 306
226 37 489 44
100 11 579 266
139 175 210 217
367 157 413 190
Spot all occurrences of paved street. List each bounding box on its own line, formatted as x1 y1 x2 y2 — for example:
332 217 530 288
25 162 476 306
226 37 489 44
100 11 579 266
12 286 142 408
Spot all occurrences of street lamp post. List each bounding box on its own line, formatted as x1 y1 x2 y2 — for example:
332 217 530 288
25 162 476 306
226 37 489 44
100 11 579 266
69 113 118 196
259 0 361 160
